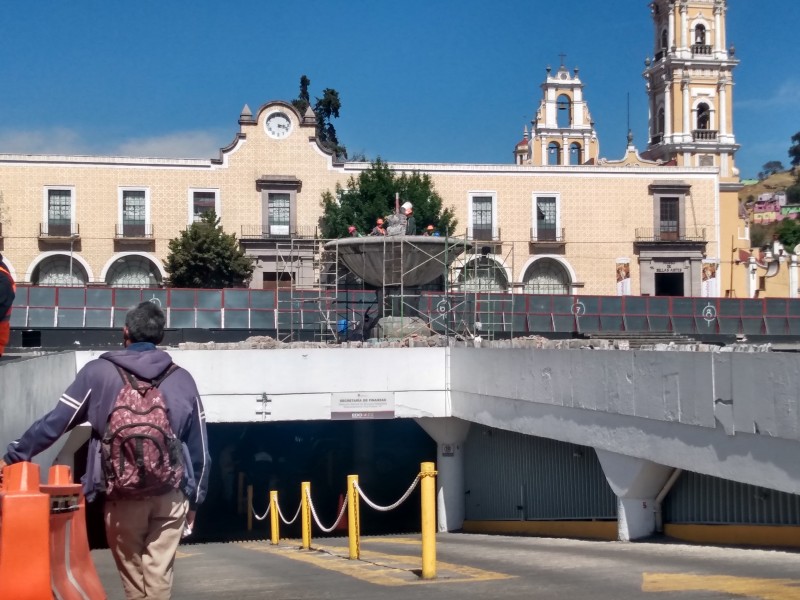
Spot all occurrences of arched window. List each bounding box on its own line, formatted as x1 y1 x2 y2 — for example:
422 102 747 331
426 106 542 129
657 107 665 134
694 24 706 45
458 257 507 292
569 142 582 165
696 103 710 130
523 258 571 295
32 255 87 286
105 255 163 287
660 29 668 50
548 141 561 165
557 95 571 128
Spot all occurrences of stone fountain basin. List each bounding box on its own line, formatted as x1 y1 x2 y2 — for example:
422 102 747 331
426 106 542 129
324 236 471 287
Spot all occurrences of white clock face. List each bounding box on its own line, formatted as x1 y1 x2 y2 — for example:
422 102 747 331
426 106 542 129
265 112 292 139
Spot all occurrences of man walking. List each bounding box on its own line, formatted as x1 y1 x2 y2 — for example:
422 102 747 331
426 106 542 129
0 301 211 599
0 253 15 356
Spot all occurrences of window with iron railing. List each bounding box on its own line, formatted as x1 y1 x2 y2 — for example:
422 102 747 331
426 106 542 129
536 196 558 241
122 190 147 237
659 197 680 241
47 189 72 236
471 196 493 241
267 193 291 236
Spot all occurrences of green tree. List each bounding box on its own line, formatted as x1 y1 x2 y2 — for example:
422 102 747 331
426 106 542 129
290 75 311 115
758 160 784 180
291 76 347 159
165 211 253 288
787 183 800 204
789 131 800 168
315 87 345 158
319 158 458 238
775 218 800 251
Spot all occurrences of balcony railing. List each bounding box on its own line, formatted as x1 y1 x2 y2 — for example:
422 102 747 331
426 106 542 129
240 224 318 240
39 222 79 239
530 227 565 243
115 223 154 239
467 227 501 242
693 129 718 141
635 227 706 242
691 44 713 56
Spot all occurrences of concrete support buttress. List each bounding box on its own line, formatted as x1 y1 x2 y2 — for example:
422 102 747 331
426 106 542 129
414 417 471 532
595 449 674 541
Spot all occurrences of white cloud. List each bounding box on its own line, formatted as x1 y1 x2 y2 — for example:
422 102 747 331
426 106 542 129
113 131 229 159
0 127 230 159
0 127 91 155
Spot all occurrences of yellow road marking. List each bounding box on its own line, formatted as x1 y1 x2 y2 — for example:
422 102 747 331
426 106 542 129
239 541 513 587
176 550 200 558
643 573 800 599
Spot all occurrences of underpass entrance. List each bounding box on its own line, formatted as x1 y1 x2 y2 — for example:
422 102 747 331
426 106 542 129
199 419 437 542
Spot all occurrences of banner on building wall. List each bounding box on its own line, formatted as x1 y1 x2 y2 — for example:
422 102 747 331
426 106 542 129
331 391 395 420
616 259 631 296
702 261 719 297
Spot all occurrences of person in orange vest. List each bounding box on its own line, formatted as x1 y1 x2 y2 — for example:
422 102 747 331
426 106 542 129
0 253 15 357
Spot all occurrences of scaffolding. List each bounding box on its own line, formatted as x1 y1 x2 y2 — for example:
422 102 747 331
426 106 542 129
272 235 522 342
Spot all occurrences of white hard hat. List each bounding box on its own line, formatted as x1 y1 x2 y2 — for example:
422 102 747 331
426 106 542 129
401 202 413 210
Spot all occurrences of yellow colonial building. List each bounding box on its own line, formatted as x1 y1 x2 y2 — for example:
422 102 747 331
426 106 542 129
0 0 761 299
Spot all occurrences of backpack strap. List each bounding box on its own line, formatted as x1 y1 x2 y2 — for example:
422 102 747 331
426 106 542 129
152 363 180 388
113 363 179 394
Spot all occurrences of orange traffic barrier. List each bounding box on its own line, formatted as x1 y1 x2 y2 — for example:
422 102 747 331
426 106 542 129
0 461 52 600
41 465 106 600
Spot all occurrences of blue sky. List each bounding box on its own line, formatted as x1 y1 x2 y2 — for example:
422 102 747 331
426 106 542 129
0 1 797 179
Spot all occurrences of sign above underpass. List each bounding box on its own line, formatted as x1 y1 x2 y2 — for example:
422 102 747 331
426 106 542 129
331 391 396 420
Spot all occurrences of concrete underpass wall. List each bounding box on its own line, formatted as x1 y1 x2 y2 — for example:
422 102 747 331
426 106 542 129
0 353 77 479
449 348 800 495
76 347 450 422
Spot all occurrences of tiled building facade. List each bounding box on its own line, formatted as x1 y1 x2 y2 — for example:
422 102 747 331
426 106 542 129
0 0 755 299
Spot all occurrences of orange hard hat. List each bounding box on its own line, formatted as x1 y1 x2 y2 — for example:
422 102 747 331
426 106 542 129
348 225 356 232
426 225 434 230
377 218 384 224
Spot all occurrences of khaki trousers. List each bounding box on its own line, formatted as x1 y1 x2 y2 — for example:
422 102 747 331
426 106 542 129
104 489 188 600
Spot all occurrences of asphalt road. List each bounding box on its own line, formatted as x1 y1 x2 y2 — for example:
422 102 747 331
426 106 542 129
91 533 800 600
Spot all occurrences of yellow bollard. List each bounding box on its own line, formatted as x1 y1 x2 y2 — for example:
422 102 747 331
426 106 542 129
301 481 311 550
270 491 279 545
420 462 437 579
246 485 253 532
347 474 360 560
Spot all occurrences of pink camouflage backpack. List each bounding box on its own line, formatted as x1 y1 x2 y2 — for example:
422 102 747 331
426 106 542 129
101 364 185 498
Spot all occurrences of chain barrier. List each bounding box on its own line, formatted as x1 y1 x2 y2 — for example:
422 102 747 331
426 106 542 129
354 475 421 512
249 496 271 522
277 497 303 525
305 488 349 533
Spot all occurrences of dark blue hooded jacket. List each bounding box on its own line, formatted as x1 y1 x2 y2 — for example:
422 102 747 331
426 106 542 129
4 344 211 507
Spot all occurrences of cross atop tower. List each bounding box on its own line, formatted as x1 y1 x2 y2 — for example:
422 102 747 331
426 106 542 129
558 53 567 67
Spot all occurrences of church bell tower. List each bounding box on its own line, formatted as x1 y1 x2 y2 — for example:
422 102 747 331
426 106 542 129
643 0 739 179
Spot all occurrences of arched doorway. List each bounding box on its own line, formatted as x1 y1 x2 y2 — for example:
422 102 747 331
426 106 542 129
31 254 88 286
523 258 572 294
104 255 163 287
458 257 508 292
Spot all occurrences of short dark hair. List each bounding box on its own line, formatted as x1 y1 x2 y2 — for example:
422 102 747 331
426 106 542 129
125 301 166 344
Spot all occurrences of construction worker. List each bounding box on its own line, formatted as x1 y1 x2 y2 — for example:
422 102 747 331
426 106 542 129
401 202 416 235
370 218 386 236
0 254 15 357
423 225 435 236
347 225 362 237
